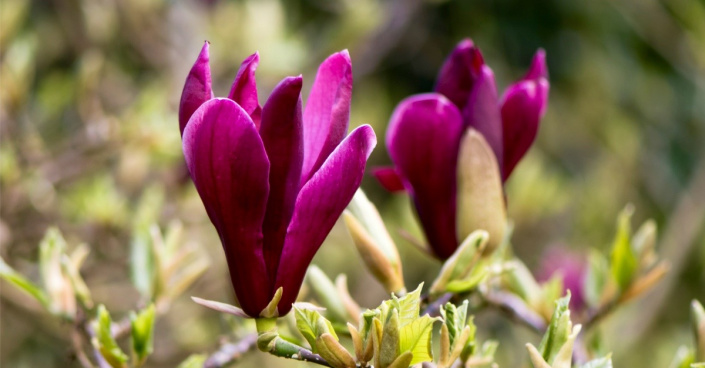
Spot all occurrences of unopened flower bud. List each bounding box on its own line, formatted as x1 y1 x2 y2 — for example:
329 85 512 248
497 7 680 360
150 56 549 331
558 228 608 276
344 189 405 294
456 129 507 255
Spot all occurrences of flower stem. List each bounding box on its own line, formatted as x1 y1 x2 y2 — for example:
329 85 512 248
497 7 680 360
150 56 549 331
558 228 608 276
254 317 332 367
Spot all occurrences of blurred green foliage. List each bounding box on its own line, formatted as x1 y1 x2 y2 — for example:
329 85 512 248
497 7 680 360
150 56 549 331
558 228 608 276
1 0 704 367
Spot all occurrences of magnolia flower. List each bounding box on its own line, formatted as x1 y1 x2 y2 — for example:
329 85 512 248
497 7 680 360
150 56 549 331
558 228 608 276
375 39 549 259
180 42 376 317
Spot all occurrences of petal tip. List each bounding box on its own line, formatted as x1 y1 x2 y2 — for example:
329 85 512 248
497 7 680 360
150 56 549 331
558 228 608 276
525 49 548 80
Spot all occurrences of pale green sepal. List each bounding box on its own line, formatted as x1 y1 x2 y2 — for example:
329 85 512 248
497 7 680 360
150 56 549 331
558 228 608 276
431 230 488 294
260 286 283 318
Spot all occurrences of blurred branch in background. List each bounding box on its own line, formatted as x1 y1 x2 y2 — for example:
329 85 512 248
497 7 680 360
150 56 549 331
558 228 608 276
621 155 705 344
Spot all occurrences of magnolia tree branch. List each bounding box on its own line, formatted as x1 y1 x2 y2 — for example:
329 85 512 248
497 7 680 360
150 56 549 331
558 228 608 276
259 334 332 367
481 288 547 333
203 334 258 368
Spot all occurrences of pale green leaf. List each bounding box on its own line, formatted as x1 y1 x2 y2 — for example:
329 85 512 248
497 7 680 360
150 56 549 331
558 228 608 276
398 314 438 365
93 305 128 368
538 293 572 364
390 283 422 326
131 304 156 366
0 257 49 307
294 305 336 353
610 206 638 291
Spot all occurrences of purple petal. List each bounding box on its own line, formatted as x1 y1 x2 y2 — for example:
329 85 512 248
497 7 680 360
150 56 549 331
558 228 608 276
259 76 304 285
434 39 485 111
387 94 464 259
228 52 262 128
301 50 353 184
372 167 406 193
179 42 214 136
500 76 549 181
275 125 376 315
462 65 504 176
182 98 271 317
523 49 548 80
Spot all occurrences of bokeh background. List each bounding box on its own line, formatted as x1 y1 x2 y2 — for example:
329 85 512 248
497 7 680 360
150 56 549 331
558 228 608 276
1 0 704 366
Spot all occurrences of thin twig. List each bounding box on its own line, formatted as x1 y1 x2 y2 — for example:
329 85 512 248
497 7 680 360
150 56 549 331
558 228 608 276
203 334 258 368
422 292 453 317
71 326 94 368
481 289 546 333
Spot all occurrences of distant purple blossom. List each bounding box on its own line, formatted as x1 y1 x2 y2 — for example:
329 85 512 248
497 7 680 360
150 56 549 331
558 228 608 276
537 247 588 312
180 42 376 317
375 39 549 259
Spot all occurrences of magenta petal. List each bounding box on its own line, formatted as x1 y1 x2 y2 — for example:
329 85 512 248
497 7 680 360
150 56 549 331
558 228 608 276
301 50 353 183
387 94 464 259
179 42 214 136
462 65 504 175
228 52 262 128
372 167 406 193
275 125 376 315
523 49 548 80
500 77 549 181
182 98 271 317
434 39 485 111
259 76 304 286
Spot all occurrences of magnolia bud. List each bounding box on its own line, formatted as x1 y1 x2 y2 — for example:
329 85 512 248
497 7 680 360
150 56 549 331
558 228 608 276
344 189 405 294
456 129 507 255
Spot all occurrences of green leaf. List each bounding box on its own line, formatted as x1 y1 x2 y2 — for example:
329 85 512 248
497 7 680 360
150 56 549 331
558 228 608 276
538 293 572 364
360 309 380 342
131 304 156 366
503 259 542 305
390 284 422 326
92 305 128 368
610 206 638 291
692 300 705 362
0 257 49 307
441 301 468 347
129 235 154 299
398 314 438 365
431 231 488 294
445 267 489 294
379 310 400 368
294 305 336 353
584 250 608 308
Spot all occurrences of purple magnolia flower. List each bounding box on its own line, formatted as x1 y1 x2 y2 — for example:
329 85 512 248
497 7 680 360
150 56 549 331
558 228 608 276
179 42 376 317
536 247 588 312
375 39 549 259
